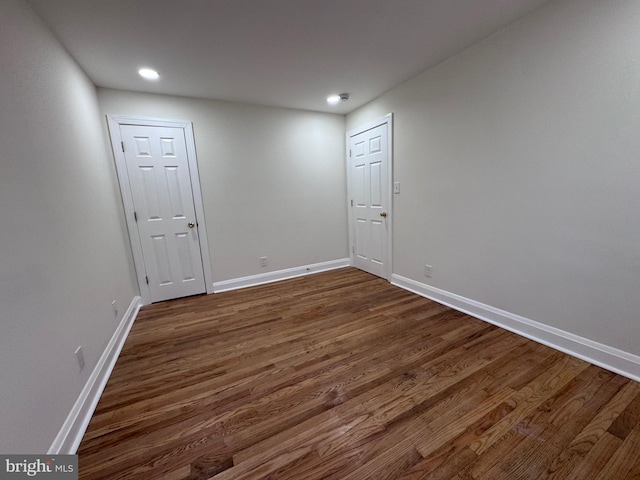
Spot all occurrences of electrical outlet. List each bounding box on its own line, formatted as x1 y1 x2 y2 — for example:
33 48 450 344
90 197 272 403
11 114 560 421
74 346 85 372
424 265 432 278
260 256 268 267
111 300 118 318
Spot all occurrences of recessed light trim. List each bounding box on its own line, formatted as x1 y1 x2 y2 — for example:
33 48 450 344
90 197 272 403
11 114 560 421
138 68 159 80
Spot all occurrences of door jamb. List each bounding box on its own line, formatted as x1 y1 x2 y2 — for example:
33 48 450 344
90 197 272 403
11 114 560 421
346 113 393 281
106 114 214 304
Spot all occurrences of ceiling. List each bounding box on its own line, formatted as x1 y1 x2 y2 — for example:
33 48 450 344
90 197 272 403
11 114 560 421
28 0 551 114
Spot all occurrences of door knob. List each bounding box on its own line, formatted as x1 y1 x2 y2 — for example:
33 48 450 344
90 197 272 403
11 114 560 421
379 211 388 218
188 221 195 228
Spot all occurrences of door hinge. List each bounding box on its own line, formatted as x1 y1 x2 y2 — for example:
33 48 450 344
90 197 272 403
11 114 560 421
352 245 355 253
145 276 149 285
133 211 137 222
350 199 353 207
349 149 352 157
121 141 125 152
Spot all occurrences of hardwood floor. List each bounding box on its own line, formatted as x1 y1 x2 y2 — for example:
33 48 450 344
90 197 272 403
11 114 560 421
77 268 640 479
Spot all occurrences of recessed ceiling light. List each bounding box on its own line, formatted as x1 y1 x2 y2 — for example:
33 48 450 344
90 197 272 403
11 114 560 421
327 93 349 105
138 68 159 81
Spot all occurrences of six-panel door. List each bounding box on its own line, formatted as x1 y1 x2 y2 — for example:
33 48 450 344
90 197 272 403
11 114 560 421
350 124 389 279
121 125 206 302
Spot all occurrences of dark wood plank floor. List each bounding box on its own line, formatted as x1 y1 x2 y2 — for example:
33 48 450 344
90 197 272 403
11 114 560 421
78 268 640 479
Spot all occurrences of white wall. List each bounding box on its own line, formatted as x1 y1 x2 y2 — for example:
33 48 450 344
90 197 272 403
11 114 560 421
348 0 640 357
97 89 348 283
0 0 138 452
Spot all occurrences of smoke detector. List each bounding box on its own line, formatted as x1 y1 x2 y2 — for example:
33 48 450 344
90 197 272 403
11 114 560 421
327 93 350 105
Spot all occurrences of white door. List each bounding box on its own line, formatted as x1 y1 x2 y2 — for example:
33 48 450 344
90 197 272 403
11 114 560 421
120 124 206 302
349 122 390 279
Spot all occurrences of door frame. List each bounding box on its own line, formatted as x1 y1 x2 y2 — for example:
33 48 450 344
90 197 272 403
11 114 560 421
107 115 214 304
346 113 394 281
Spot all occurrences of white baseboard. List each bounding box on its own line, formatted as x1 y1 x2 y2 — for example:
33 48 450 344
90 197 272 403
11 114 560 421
48 296 142 454
391 274 640 383
213 258 351 293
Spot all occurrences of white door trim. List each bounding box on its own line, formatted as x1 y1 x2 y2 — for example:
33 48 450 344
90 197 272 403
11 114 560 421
107 115 214 304
346 113 393 280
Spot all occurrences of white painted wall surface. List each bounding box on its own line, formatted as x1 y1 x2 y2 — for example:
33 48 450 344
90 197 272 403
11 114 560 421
97 89 348 283
347 0 640 356
0 0 138 452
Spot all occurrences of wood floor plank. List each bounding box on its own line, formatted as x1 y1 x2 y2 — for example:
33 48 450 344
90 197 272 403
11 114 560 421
479 366 619 479
83 309 449 447
468 353 590 458
76 268 640 479
216 328 517 479
545 374 634 479
592 428 640 480
565 431 622 480
608 390 640 441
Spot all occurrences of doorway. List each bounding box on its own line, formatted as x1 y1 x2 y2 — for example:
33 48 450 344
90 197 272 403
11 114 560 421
347 114 393 280
107 116 213 303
